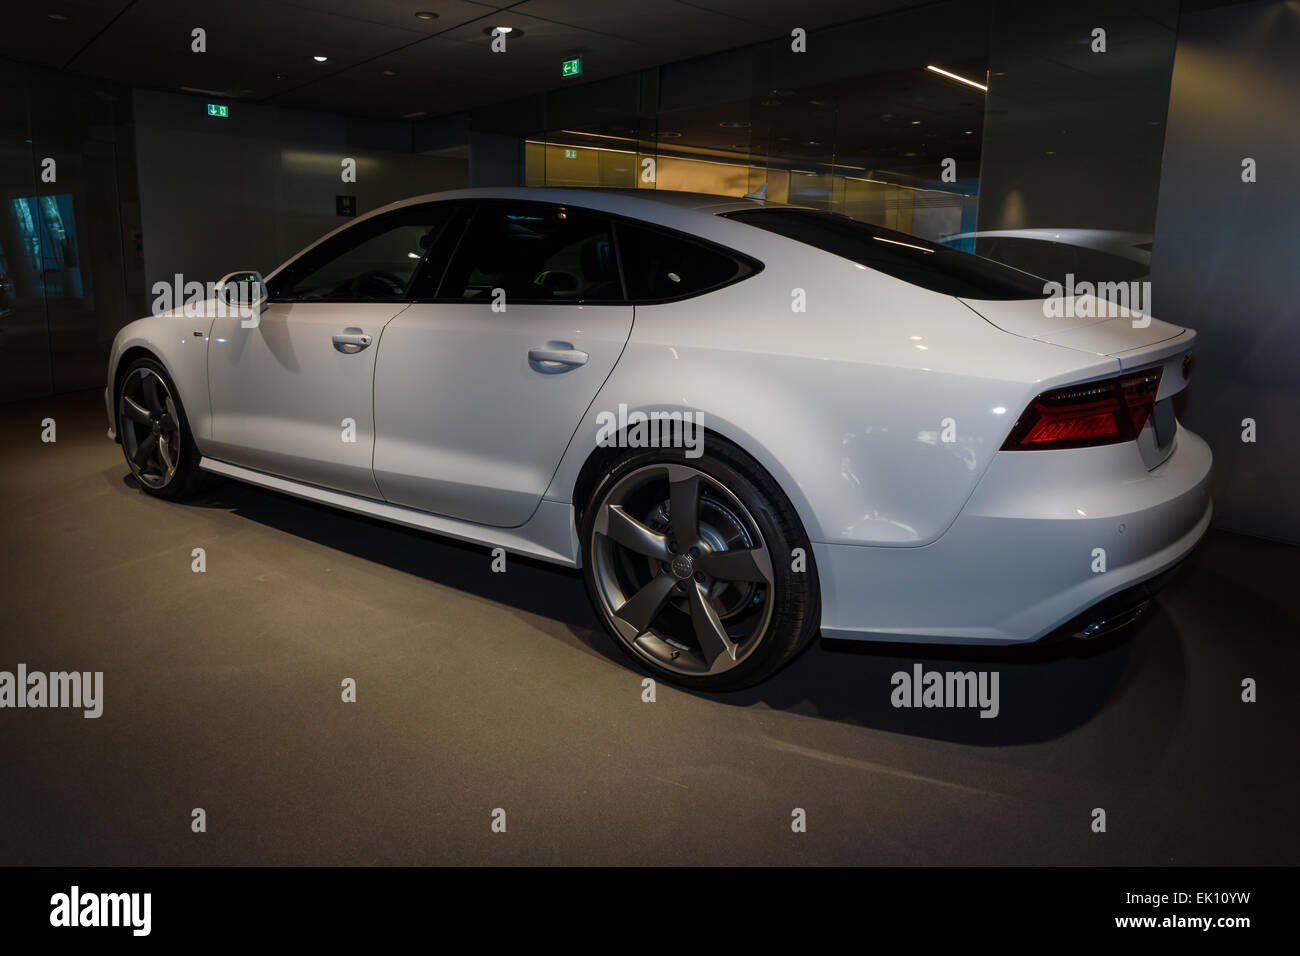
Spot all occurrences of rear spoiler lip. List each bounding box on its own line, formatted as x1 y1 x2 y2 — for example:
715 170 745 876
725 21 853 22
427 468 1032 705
1113 328 1194 369
1115 329 1195 401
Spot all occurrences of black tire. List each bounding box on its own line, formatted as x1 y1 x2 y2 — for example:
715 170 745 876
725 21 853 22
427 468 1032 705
116 356 204 499
580 436 820 691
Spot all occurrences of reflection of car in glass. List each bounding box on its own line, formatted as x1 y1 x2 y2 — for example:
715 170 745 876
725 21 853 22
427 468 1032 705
940 228 1152 284
104 188 1210 690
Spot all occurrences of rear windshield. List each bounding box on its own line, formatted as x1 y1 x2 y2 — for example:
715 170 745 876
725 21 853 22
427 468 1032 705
722 208 1047 300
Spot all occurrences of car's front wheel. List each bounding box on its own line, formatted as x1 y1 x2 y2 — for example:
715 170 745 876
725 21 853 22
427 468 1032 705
580 439 820 691
116 356 203 499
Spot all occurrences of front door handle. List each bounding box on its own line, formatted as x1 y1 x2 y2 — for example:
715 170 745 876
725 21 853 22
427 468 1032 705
528 344 588 373
333 329 372 354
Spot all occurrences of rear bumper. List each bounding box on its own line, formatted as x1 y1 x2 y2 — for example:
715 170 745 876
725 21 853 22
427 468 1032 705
816 424 1212 644
1052 560 1185 641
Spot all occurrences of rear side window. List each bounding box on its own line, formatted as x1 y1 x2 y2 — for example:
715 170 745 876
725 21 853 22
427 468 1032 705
439 203 621 303
723 208 1046 300
615 221 755 302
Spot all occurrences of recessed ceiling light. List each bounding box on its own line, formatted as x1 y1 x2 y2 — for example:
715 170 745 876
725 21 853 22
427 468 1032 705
658 131 682 138
719 121 750 129
382 70 398 77
48 12 70 20
313 55 328 62
414 10 438 19
403 111 428 119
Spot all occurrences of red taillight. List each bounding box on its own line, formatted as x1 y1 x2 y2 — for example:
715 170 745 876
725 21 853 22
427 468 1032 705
1001 368 1162 450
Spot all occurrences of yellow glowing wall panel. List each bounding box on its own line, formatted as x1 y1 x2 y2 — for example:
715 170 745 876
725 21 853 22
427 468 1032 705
653 156 752 196
598 149 637 187
523 140 967 242
525 141 545 186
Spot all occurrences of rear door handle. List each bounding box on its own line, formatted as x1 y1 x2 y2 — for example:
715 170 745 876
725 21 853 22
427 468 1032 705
528 345 588 373
333 329 372 354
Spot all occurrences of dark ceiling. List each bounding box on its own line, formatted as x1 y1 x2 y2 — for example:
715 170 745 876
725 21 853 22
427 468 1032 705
1 0 936 120
641 61 990 168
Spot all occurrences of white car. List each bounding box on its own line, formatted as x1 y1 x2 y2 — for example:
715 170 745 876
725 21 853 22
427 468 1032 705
106 187 1212 690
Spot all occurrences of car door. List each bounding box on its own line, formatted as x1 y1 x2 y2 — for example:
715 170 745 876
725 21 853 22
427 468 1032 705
372 199 634 527
206 203 460 497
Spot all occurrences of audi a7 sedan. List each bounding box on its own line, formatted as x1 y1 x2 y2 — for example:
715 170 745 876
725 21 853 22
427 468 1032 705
106 187 1212 690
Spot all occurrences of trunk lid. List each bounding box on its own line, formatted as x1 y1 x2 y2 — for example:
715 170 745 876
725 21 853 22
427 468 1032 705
959 294 1185 361
963 294 1197 469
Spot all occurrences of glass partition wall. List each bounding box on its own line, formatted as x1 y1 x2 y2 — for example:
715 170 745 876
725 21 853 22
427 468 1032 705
525 82 983 244
519 0 1178 284
524 0 989 244
0 59 141 402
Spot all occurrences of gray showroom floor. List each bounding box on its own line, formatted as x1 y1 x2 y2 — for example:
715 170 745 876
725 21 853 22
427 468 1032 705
1 389 1296 866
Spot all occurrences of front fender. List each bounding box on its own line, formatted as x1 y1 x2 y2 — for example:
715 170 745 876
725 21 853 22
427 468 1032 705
106 311 216 445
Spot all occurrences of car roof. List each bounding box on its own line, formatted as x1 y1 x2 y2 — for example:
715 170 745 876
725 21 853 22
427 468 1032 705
366 185 782 220
266 186 792 280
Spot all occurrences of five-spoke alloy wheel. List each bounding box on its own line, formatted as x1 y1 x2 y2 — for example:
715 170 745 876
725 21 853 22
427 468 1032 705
582 440 819 691
116 357 202 498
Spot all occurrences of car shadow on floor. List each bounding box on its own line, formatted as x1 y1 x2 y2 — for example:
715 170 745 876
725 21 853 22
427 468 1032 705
124 469 1197 747
730 608 1182 747
125 471 604 632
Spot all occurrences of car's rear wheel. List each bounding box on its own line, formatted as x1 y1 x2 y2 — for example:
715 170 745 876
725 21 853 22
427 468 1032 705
580 440 819 691
117 357 203 499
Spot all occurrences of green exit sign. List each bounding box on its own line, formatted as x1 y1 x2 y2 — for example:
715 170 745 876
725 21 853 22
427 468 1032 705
561 57 582 78
206 103 229 117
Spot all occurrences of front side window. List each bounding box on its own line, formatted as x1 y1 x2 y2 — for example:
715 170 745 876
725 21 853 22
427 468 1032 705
724 208 1047 300
439 203 621 303
272 204 459 301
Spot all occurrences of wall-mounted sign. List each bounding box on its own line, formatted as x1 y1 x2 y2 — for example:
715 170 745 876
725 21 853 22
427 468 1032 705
561 57 582 78
206 103 229 117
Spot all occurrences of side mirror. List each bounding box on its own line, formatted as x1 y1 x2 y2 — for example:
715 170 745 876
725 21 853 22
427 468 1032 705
217 270 269 328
